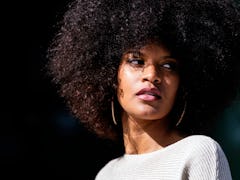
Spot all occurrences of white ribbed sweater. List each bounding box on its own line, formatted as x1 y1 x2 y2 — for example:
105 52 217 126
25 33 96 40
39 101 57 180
95 135 232 180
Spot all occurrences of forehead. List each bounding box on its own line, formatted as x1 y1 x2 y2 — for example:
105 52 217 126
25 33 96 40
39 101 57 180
123 43 171 57
140 43 170 55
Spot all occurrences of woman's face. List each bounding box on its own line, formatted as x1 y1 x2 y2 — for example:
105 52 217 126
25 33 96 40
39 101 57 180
117 43 180 121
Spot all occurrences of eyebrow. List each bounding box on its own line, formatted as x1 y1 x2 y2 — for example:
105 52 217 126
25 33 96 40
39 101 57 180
124 50 175 60
160 56 177 60
124 50 142 56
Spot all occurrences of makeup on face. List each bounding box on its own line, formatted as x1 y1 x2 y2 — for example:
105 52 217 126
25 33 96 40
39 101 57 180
117 43 180 121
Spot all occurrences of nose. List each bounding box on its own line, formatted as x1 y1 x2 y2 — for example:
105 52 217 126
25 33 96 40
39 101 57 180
142 64 161 84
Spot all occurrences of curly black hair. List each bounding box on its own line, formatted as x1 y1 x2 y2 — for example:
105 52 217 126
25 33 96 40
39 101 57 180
47 0 240 140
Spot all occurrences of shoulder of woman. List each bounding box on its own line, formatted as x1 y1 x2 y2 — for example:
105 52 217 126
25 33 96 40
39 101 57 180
180 135 230 166
182 135 232 179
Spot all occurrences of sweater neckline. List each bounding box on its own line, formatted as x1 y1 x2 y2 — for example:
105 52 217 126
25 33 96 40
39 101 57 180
122 135 198 159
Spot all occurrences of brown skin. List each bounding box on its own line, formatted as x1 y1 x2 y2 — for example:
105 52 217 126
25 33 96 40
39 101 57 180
117 43 186 154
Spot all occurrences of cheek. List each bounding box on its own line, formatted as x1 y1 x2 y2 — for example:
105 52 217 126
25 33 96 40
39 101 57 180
117 67 133 98
164 75 180 95
117 80 124 98
117 68 127 99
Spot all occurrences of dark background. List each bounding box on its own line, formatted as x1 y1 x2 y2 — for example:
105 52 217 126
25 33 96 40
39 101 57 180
2 0 240 179
3 1 121 179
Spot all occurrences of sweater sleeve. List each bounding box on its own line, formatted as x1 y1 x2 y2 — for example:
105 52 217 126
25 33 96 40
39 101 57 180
186 138 232 180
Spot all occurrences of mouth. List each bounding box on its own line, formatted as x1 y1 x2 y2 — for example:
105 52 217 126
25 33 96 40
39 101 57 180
136 88 161 101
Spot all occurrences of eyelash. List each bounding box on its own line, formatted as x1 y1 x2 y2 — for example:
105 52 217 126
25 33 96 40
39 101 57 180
127 58 178 71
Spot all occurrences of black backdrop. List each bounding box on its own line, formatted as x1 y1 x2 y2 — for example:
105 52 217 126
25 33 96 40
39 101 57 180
2 0 121 179
2 0 240 179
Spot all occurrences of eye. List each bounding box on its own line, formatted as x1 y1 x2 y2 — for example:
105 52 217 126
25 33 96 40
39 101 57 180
161 62 178 71
127 58 144 66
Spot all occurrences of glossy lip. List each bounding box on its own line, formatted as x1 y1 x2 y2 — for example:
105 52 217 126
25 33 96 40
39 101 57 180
136 88 161 101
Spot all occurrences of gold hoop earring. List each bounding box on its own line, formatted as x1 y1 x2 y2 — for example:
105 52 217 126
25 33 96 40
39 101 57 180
111 100 117 125
176 101 187 126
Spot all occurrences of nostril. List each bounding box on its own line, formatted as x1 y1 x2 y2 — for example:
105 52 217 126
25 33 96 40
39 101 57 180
143 77 148 81
153 78 161 85
142 77 161 84
153 79 159 83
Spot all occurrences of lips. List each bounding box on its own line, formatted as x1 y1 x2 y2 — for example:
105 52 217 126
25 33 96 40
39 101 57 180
136 88 161 101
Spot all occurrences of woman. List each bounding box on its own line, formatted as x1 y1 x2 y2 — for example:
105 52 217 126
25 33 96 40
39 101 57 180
47 0 240 179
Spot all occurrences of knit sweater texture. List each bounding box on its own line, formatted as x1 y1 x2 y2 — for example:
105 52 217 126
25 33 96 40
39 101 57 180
95 135 232 180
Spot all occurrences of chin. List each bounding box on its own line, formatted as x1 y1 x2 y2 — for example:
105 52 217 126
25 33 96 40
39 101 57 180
132 110 167 120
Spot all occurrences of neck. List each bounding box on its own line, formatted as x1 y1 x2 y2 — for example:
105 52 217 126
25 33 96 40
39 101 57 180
122 113 184 154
